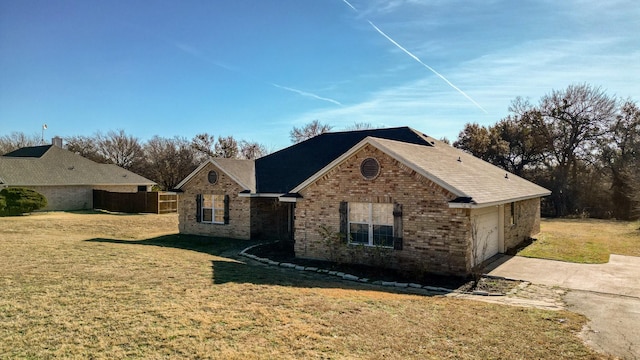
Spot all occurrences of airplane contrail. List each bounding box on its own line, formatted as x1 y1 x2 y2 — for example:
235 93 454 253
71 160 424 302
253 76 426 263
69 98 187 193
174 41 343 106
341 0 357 11
338 0 487 114
367 21 487 113
272 83 343 106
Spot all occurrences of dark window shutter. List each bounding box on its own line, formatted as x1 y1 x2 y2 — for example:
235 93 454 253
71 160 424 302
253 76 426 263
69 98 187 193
223 194 230 224
339 201 348 243
196 194 202 223
393 203 403 250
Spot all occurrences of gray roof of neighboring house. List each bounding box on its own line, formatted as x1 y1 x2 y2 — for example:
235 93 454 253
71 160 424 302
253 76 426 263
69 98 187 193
177 127 550 206
0 145 155 187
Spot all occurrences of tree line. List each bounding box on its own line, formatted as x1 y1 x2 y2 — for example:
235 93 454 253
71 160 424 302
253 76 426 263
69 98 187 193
454 84 639 220
3 85 637 219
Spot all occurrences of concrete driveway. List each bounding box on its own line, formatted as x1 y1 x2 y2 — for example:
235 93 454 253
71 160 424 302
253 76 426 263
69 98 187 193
485 254 640 298
486 254 640 359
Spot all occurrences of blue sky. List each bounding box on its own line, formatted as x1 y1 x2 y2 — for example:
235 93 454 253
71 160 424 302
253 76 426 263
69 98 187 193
1 0 639 151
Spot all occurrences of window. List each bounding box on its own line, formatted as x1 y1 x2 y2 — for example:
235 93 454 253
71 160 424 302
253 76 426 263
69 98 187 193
201 194 225 224
208 170 218 184
510 202 517 225
360 158 380 179
348 202 394 247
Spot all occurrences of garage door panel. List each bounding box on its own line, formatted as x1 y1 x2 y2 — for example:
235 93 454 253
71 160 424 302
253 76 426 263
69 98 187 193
471 207 500 265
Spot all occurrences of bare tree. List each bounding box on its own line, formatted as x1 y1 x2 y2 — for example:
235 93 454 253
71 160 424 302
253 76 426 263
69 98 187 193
289 120 332 143
191 132 216 162
239 140 268 160
344 122 375 131
215 135 239 158
0 132 41 155
65 135 105 163
600 100 640 219
95 129 145 171
142 136 198 190
513 84 617 216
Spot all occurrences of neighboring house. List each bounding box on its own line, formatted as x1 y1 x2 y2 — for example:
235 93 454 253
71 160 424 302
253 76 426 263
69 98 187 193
0 137 155 211
175 127 550 275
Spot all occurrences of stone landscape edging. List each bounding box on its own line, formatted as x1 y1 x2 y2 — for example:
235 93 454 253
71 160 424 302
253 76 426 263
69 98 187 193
238 243 506 296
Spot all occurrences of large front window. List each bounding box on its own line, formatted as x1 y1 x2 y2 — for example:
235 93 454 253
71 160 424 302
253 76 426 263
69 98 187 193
348 202 394 247
202 194 225 224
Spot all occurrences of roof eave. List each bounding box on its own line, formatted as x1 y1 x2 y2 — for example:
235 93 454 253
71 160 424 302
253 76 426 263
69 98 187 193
237 192 283 198
448 192 552 209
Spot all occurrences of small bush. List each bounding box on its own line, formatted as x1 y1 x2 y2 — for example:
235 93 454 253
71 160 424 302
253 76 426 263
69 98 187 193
0 187 47 216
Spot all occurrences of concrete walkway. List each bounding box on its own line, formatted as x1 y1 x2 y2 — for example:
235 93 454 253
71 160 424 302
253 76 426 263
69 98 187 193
486 254 640 359
485 254 640 298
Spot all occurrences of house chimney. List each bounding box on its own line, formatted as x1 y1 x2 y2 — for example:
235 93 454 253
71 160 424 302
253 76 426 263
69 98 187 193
52 136 63 147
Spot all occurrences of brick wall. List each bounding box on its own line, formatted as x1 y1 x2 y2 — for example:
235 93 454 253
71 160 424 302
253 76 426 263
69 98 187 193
294 145 473 275
28 185 93 211
177 162 251 239
26 184 139 211
503 198 541 250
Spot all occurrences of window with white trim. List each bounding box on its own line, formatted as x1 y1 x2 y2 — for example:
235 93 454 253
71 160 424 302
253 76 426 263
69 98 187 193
202 194 225 224
348 202 394 247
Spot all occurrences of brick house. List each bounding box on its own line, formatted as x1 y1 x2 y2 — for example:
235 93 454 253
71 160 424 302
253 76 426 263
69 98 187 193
0 137 155 211
175 127 550 275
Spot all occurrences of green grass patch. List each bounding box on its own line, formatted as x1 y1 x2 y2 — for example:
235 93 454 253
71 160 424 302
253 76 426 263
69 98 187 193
518 218 640 263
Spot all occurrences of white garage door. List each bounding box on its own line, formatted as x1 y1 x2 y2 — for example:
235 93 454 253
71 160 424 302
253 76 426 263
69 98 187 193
470 207 500 266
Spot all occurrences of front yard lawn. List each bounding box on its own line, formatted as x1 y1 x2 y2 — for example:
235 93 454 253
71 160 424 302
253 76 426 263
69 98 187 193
0 212 607 359
518 218 640 263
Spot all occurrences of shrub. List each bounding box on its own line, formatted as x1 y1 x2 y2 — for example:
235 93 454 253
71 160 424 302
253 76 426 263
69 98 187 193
0 187 47 216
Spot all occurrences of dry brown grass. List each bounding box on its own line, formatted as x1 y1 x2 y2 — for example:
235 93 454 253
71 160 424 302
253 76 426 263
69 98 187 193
0 212 607 359
518 218 640 263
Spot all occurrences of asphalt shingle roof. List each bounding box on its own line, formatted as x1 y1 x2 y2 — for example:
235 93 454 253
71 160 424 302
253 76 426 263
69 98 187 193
254 127 432 193
178 126 550 206
0 145 155 186
212 158 256 192
366 137 550 205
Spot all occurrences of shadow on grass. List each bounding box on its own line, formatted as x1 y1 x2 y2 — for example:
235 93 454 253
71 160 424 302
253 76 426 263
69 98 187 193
87 233 258 257
86 234 450 296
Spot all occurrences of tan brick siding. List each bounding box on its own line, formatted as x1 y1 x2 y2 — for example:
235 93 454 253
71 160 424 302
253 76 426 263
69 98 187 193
503 198 541 250
294 145 473 275
24 185 139 211
177 163 251 240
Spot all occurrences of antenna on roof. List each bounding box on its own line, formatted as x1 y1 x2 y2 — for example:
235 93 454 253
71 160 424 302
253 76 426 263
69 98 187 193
41 124 48 144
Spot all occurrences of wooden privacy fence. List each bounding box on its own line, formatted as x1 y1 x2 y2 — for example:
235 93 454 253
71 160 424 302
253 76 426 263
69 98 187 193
93 190 178 214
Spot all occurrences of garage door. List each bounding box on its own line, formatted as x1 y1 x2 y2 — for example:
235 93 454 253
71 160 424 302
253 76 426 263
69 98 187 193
470 207 500 266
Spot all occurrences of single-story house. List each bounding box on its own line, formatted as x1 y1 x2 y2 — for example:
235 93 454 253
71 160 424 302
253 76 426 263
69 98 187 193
0 137 155 211
174 127 550 275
